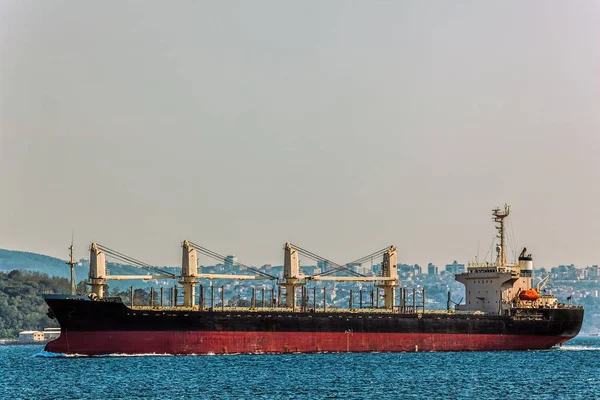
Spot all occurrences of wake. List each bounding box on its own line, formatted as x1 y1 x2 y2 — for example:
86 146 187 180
556 345 600 351
34 350 173 358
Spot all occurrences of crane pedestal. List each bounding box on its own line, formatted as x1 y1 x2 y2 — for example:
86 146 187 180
375 246 399 309
279 243 306 309
181 240 198 307
89 243 106 299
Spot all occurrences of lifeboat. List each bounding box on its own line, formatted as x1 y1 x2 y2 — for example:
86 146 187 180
519 289 540 301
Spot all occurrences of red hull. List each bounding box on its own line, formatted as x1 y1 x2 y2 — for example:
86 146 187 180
45 331 574 355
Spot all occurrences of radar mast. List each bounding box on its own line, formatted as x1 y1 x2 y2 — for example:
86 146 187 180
67 232 76 295
492 205 510 268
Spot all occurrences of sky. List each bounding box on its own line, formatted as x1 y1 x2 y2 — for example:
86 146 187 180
1 1 599 270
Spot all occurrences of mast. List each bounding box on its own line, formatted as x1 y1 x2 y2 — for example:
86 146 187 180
492 205 510 268
67 233 77 295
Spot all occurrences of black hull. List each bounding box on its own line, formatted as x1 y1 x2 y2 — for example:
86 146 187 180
45 297 583 337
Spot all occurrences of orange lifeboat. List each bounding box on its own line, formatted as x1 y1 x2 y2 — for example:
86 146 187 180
519 289 540 301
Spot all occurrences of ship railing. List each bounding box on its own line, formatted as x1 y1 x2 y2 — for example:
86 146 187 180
127 304 461 315
467 262 493 269
466 264 520 276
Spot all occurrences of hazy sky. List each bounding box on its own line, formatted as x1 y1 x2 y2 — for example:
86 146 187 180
1 1 599 270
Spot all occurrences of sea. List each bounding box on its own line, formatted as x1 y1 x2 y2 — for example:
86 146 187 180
1 336 599 400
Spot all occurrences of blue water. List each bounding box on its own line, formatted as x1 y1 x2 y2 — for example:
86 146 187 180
1 337 599 400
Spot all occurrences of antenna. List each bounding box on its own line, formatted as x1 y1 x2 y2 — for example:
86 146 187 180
492 204 510 267
66 230 77 295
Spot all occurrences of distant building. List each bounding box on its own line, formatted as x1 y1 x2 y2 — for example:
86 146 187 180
551 264 581 280
398 264 412 278
445 261 465 275
19 331 45 343
371 263 382 275
355 264 371 276
414 264 422 275
427 263 438 275
317 260 329 273
261 264 272 271
214 263 225 272
346 263 361 273
43 328 61 341
224 256 238 269
585 265 599 279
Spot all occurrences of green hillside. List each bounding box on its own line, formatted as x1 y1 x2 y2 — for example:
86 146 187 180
0 269 162 338
0 248 87 278
0 248 178 291
0 270 67 338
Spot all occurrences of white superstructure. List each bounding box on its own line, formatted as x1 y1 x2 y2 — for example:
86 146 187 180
455 205 557 315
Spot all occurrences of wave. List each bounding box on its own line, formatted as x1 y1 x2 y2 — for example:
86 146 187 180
34 350 174 358
93 353 173 357
34 351 266 357
557 345 600 351
34 350 71 358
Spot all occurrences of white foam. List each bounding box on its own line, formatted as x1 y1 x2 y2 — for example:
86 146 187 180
95 353 173 357
34 351 90 358
34 350 173 358
34 350 68 358
557 345 600 351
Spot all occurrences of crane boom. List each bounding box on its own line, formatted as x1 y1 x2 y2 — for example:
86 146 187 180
193 273 275 280
104 275 177 281
306 276 397 282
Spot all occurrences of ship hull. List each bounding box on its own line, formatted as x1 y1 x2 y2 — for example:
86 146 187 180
45 330 574 355
44 297 584 355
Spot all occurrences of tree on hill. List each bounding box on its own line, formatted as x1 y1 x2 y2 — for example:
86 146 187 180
0 270 73 338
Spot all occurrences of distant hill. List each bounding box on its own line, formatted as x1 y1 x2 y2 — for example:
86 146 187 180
0 248 87 278
0 248 177 290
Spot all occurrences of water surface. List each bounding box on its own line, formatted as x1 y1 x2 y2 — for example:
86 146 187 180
1 337 598 399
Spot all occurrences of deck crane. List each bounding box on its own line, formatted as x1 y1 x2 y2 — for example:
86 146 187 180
88 241 276 306
282 243 399 309
88 241 399 309
536 274 551 292
278 242 369 308
88 243 178 299
183 240 277 307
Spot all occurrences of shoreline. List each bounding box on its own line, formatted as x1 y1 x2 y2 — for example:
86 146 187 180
0 340 47 346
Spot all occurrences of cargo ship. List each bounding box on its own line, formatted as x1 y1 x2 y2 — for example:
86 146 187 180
44 205 583 355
